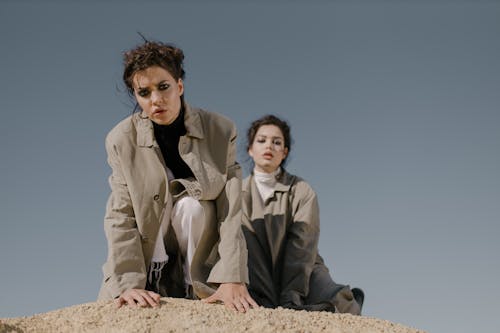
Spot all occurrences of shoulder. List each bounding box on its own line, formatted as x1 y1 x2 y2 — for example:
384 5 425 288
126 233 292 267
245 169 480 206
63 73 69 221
286 172 317 201
242 175 252 192
197 107 235 128
190 105 236 138
105 114 137 150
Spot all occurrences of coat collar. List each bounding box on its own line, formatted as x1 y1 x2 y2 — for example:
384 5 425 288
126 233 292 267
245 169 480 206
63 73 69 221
136 102 204 147
183 103 204 139
243 168 296 194
274 168 295 192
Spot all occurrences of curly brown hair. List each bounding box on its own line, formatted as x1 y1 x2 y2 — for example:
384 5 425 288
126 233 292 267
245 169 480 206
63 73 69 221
246 114 292 167
122 41 186 96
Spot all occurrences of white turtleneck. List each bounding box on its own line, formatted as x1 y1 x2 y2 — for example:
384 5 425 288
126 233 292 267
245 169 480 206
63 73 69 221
253 167 281 202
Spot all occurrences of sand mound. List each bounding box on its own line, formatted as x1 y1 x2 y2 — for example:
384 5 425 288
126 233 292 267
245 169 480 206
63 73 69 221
0 298 425 333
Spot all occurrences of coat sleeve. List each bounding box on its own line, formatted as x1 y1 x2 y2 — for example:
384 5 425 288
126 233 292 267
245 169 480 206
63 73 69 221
206 125 249 284
280 181 320 307
99 135 147 300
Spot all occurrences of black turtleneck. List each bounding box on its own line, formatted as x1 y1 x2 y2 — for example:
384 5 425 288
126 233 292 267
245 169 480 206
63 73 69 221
153 107 194 179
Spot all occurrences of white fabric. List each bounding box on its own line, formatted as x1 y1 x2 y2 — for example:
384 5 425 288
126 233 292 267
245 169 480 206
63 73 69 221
171 196 205 286
150 165 204 288
253 167 281 202
151 214 172 262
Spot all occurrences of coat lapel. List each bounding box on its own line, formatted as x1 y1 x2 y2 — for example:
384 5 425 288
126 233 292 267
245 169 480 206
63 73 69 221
183 103 204 139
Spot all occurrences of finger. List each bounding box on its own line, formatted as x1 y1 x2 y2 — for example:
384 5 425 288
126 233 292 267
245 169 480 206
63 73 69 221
124 295 138 308
127 291 148 307
203 293 218 304
141 292 159 307
134 294 149 307
240 298 251 312
147 291 161 302
232 299 246 313
246 295 259 308
114 297 124 309
224 301 238 313
148 290 161 304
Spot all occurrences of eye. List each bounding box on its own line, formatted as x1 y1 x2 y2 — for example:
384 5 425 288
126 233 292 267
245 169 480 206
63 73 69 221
273 139 283 146
158 83 170 90
256 138 266 143
137 89 150 97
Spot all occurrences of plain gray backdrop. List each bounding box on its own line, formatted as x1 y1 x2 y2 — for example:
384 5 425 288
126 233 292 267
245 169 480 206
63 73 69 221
1 1 499 332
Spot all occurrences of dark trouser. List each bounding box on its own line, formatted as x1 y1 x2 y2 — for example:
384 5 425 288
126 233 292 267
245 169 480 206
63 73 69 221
249 261 362 314
305 262 362 314
245 226 362 314
146 250 187 299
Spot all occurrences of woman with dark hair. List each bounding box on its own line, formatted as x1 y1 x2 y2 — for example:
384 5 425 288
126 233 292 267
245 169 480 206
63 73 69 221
242 114 364 313
98 40 257 312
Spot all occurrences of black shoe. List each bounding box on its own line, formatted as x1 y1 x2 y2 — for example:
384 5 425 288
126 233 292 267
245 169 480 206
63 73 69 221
351 288 364 313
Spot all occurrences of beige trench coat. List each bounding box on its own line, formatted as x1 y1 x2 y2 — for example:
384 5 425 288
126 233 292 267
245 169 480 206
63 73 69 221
98 103 248 300
242 170 361 314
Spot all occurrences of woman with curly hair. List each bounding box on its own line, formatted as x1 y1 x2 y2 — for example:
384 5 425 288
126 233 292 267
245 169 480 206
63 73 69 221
98 40 257 312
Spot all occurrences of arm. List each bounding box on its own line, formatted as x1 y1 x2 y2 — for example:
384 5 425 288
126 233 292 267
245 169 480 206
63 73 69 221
102 135 158 306
280 181 320 308
205 125 248 284
203 125 257 311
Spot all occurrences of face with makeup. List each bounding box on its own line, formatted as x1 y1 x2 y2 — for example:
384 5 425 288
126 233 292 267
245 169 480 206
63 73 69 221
248 124 289 174
132 66 184 125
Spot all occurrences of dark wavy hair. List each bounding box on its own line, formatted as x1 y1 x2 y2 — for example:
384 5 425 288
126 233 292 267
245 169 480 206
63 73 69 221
122 40 186 109
246 114 292 167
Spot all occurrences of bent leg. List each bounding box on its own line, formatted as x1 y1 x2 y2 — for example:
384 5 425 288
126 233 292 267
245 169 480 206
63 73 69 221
306 258 362 315
171 196 205 286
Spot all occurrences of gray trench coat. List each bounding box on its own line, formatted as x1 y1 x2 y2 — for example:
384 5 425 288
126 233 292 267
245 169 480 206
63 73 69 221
98 103 248 300
241 170 361 314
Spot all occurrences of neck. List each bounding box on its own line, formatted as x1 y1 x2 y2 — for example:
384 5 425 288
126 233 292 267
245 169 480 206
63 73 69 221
153 106 185 136
254 167 280 176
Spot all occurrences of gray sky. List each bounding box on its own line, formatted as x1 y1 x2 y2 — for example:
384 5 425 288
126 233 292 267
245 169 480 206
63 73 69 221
1 1 499 332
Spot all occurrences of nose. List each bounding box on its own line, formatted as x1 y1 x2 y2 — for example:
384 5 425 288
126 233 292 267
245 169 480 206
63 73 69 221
151 90 163 105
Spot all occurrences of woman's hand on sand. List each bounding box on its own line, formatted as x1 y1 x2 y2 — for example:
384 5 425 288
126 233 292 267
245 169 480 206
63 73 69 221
203 282 259 313
115 289 161 308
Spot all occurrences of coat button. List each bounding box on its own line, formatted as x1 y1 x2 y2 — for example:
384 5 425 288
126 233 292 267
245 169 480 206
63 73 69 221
153 194 160 201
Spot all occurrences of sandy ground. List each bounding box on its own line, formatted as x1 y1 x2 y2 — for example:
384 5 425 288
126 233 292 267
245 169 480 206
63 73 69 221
0 298 425 333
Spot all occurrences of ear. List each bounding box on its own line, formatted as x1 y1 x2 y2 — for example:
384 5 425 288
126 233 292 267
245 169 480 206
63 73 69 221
283 147 289 159
177 78 184 96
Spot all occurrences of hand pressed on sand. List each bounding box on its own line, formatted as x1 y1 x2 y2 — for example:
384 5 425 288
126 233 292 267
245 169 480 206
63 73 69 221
115 289 161 308
203 282 259 313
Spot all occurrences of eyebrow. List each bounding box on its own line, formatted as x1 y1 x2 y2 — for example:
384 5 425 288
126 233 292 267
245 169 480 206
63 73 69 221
256 135 283 139
135 80 170 89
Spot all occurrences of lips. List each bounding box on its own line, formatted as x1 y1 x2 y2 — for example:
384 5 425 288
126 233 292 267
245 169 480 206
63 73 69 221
153 109 166 115
263 152 273 159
